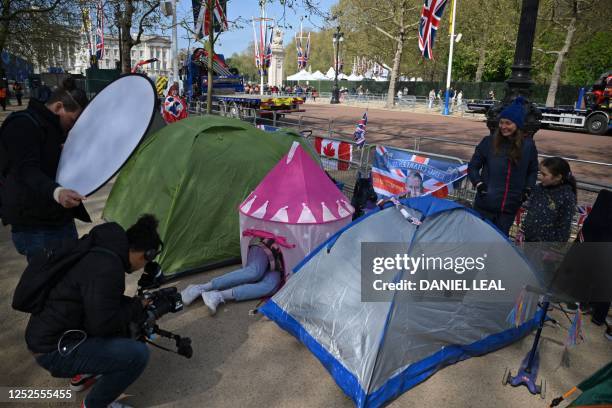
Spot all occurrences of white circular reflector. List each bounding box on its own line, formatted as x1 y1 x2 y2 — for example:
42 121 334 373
56 74 156 196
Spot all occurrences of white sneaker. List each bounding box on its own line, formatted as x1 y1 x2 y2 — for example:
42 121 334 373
181 284 207 306
202 290 224 315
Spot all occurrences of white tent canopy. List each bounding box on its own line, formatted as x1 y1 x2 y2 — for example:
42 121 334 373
325 67 348 80
347 73 364 81
310 70 330 80
286 70 312 81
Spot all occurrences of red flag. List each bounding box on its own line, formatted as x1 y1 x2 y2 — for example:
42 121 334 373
314 137 352 171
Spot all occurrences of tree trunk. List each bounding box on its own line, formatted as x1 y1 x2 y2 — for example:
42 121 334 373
475 47 486 82
386 32 404 108
0 0 11 71
119 1 135 73
121 31 133 73
546 17 575 107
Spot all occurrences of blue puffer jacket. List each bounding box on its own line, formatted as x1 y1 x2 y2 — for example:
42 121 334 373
468 135 539 215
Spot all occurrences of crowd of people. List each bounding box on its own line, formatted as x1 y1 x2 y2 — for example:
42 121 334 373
426 88 464 109
242 82 319 99
0 80 26 111
0 73 609 408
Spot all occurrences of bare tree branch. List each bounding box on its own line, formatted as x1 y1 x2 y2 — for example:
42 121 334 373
3 0 62 21
135 1 160 45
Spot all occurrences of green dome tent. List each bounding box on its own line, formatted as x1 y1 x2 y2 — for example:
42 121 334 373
103 116 314 279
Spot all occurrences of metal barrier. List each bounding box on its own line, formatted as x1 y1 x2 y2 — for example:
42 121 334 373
188 100 611 237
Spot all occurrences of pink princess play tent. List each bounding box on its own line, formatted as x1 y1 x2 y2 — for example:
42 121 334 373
238 142 354 277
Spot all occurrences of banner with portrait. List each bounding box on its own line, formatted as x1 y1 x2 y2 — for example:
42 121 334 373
371 145 468 200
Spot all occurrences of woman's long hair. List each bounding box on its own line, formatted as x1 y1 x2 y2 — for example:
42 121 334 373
493 127 524 165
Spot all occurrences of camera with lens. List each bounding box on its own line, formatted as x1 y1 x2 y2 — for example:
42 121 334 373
142 287 183 320
130 263 193 359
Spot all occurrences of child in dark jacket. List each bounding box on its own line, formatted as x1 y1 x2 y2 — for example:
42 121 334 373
523 157 576 242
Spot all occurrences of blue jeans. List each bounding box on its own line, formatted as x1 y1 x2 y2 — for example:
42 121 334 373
11 221 78 261
211 246 281 301
35 337 149 408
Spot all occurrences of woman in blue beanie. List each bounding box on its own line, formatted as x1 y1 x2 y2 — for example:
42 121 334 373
468 97 539 236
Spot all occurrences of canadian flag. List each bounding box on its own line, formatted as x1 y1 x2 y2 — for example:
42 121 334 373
314 137 353 171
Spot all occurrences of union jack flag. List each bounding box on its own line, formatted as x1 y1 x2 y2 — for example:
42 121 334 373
264 27 273 69
418 0 449 59
194 0 227 38
353 112 367 148
334 57 344 72
95 1 104 60
296 32 310 70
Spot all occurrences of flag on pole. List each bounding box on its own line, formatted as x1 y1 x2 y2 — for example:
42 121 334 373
296 27 310 70
353 112 367 147
252 12 271 75
264 26 273 69
418 0 449 59
194 0 228 38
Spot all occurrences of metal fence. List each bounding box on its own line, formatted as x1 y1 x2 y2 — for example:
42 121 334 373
187 103 610 240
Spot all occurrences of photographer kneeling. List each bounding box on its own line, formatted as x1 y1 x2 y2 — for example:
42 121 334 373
16 214 162 408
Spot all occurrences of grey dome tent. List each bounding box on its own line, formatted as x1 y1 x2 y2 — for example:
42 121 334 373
260 196 543 408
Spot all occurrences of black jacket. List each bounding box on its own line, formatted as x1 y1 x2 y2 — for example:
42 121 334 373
523 183 576 242
25 222 144 353
468 135 538 215
0 99 90 227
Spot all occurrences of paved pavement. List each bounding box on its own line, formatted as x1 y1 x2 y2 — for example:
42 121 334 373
0 101 610 408
291 103 612 189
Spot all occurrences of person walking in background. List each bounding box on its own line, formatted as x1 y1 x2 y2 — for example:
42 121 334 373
468 97 539 236
0 82 7 111
457 90 463 110
428 89 435 109
13 82 23 106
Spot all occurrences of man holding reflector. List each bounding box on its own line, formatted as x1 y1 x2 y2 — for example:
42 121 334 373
0 77 91 260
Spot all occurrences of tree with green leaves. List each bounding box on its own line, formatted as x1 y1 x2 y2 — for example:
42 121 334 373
534 0 603 106
336 0 419 107
565 31 612 86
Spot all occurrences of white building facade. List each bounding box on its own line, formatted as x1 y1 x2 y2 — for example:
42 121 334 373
93 34 172 77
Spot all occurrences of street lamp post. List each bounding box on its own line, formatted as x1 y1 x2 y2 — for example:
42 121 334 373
486 0 542 137
330 26 343 104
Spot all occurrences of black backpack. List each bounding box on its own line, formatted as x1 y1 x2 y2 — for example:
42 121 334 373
0 111 40 177
12 236 93 314
0 111 40 217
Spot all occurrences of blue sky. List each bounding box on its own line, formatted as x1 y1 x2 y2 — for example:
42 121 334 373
173 0 337 57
